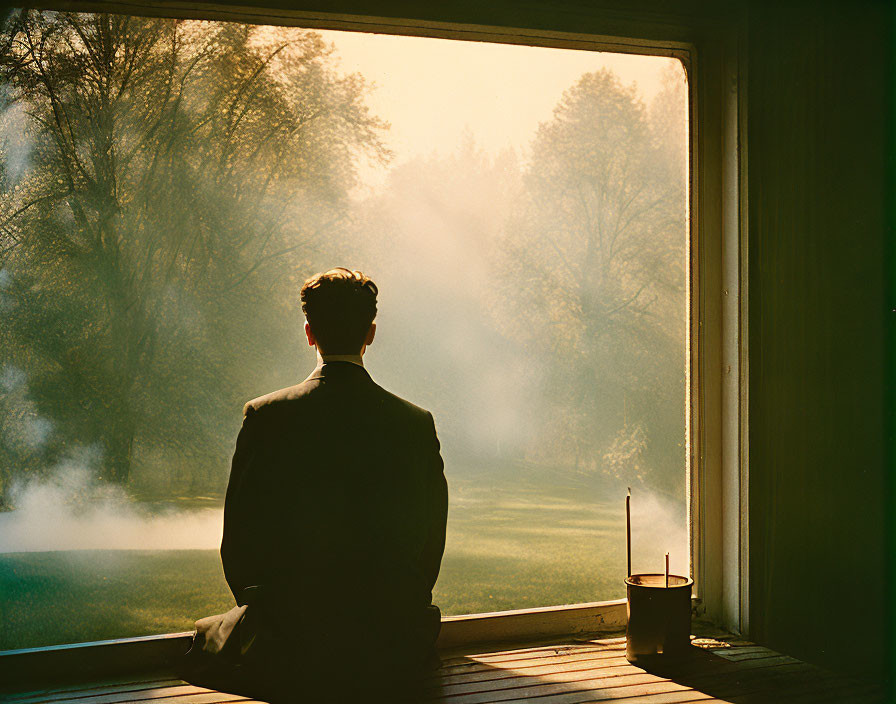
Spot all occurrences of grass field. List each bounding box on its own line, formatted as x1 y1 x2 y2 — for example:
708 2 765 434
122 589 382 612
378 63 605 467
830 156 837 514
0 482 685 651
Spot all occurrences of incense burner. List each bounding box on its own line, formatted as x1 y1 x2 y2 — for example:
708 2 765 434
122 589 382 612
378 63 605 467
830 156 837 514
625 573 693 663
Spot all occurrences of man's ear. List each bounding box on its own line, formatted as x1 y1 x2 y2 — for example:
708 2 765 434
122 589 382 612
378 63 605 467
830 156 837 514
364 322 376 348
304 321 316 347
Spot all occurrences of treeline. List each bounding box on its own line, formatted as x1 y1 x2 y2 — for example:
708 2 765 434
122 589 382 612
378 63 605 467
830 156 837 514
0 11 386 498
0 10 687 502
346 67 687 495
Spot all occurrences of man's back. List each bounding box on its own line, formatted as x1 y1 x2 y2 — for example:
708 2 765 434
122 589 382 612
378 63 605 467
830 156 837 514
220 360 447 666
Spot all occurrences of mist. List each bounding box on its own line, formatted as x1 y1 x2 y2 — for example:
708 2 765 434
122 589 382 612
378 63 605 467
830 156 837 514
0 456 221 553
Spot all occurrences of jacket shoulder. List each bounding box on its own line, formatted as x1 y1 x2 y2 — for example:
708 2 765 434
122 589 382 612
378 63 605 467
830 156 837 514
243 379 318 416
374 385 434 424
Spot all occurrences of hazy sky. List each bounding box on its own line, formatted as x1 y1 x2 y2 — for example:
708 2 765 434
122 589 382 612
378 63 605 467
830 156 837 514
317 29 682 187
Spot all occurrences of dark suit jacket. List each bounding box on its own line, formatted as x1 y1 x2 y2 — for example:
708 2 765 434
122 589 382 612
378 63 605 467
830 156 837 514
220 361 447 673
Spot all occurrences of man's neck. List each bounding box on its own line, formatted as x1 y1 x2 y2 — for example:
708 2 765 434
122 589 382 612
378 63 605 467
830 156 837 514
317 350 364 368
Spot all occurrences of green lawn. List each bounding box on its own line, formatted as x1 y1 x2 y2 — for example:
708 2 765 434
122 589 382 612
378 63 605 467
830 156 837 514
1 484 682 651
0 550 234 650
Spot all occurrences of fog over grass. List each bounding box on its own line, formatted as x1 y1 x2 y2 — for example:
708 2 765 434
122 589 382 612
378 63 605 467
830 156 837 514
0 466 222 553
0 477 686 648
0 461 686 573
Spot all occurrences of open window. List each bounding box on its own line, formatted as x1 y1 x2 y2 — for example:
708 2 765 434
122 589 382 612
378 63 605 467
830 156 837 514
0 4 743 654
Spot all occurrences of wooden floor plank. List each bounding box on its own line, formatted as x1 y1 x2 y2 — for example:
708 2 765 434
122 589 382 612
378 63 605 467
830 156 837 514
38 685 235 704
429 652 630 681
425 677 700 703
6 681 186 704
430 648 807 688
427 669 667 698
45 693 247 704
4 628 885 704
704 647 770 660
429 656 636 687
715 675 884 704
488 690 716 704
2 677 180 702
435 648 625 675
440 645 624 668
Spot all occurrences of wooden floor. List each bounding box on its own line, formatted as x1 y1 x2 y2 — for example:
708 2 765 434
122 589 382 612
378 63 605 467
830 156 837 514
1 634 885 704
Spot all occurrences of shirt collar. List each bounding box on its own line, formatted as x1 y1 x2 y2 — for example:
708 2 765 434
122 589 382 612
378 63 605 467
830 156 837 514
317 351 364 368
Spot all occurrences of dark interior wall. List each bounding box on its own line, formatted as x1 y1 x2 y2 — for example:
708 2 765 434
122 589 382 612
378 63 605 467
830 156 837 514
22 0 895 681
746 0 891 679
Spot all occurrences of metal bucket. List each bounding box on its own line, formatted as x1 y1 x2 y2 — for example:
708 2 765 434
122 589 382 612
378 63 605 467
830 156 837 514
625 574 693 664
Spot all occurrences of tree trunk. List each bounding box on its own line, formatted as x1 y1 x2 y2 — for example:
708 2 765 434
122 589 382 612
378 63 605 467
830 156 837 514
105 411 135 484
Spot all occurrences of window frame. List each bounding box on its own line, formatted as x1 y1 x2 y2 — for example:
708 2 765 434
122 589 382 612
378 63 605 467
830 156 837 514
4 0 747 656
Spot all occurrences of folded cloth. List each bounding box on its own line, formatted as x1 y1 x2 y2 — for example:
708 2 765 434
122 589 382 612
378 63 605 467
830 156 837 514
178 588 273 700
191 604 248 658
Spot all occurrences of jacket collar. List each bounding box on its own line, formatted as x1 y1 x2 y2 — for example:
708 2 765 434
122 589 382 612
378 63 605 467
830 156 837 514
317 351 364 368
304 360 373 384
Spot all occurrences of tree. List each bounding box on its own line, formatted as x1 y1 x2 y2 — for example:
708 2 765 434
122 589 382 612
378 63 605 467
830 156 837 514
0 11 387 493
495 67 688 491
336 135 531 466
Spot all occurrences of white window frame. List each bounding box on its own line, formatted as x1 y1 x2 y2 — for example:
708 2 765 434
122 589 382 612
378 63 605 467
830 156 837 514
687 25 749 635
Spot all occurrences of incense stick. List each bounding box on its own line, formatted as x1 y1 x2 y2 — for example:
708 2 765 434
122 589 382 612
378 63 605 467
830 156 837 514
626 488 631 580
665 552 670 588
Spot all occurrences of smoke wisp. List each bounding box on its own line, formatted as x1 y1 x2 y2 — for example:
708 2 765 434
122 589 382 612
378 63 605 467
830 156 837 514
628 489 689 578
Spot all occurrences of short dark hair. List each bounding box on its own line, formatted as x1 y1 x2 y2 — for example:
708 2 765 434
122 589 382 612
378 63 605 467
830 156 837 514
300 268 378 354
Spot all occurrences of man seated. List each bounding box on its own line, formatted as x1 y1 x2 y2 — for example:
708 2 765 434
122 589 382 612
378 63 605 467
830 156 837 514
220 268 448 700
